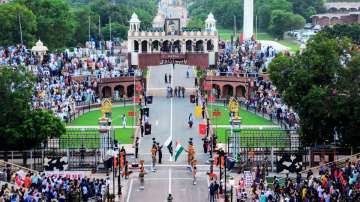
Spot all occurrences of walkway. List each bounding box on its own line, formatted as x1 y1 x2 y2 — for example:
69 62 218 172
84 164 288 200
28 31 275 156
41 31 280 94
125 64 211 201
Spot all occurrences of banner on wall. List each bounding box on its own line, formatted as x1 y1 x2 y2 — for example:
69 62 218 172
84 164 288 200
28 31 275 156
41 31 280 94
44 157 68 171
276 153 303 173
44 171 91 180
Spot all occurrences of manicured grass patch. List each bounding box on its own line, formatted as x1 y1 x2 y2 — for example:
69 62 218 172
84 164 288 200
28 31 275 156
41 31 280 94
114 128 134 144
218 28 274 41
208 105 274 126
278 40 300 52
218 28 234 41
217 29 299 52
214 128 289 148
60 129 101 149
68 105 139 126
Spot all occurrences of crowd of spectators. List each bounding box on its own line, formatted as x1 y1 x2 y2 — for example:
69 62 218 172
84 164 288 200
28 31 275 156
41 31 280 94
0 169 109 202
245 79 299 129
212 40 299 129
0 44 139 122
215 40 276 78
242 157 360 202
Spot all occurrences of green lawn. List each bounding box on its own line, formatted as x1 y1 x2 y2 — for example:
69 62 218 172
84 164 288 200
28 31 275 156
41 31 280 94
208 105 274 126
214 128 289 148
278 40 300 52
114 128 134 144
218 28 274 41
217 29 300 52
68 105 139 126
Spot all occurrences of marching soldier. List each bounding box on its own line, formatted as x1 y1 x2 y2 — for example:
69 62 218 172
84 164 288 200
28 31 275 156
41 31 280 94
151 144 157 172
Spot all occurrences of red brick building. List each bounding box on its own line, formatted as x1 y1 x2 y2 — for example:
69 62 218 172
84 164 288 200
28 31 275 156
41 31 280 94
312 2 360 26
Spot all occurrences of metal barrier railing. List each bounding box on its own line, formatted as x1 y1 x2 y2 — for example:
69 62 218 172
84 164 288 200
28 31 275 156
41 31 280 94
299 152 360 175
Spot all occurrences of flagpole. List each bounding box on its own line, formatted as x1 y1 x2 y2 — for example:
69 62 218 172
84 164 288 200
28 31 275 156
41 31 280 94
88 15 91 42
109 16 112 42
18 13 23 45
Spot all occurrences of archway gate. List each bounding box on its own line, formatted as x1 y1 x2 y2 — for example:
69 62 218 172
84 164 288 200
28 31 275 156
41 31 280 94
129 52 216 69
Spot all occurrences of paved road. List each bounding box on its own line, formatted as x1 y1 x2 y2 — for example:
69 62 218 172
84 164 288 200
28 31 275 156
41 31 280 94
147 64 196 96
125 64 212 202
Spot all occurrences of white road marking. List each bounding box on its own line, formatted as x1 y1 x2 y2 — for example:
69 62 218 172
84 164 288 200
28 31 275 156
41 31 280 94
168 64 174 194
131 177 205 180
140 152 207 155
155 120 159 126
140 164 211 167
169 167 172 194
126 178 134 202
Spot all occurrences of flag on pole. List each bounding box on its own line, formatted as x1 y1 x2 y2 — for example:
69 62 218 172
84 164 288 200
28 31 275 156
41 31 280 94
164 136 173 156
174 141 184 162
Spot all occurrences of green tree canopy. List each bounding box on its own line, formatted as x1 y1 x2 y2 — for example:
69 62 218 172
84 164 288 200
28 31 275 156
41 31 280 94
320 24 360 45
0 66 65 151
269 10 305 39
186 18 204 29
102 23 128 41
21 0 75 49
189 0 243 29
0 3 37 46
255 0 293 30
269 34 360 147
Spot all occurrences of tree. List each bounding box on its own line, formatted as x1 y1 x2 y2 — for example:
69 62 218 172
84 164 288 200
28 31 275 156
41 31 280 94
102 23 128 41
0 66 65 155
289 0 325 18
71 6 99 45
268 10 305 39
269 33 360 147
21 0 75 49
255 0 293 30
186 18 204 29
320 24 360 45
189 0 243 29
0 3 37 46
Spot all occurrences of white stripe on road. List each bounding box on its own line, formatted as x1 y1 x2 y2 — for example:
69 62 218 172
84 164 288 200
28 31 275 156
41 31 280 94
140 152 208 155
126 178 133 202
141 164 212 167
169 167 172 194
168 63 174 195
66 126 138 129
131 177 204 180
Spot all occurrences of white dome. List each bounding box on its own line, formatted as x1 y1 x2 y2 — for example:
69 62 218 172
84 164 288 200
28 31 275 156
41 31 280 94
205 12 216 23
129 13 140 23
31 40 48 52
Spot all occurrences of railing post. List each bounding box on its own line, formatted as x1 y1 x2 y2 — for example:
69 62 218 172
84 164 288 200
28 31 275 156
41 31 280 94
30 150 33 170
271 147 274 172
11 151 14 164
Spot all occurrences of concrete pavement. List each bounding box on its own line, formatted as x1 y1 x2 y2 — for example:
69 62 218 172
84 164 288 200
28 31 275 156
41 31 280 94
124 64 212 202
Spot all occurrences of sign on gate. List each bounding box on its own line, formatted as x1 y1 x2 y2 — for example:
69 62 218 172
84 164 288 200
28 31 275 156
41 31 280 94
244 170 253 188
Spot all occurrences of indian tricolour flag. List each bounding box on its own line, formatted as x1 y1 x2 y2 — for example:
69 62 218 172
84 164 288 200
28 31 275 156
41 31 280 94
174 141 184 162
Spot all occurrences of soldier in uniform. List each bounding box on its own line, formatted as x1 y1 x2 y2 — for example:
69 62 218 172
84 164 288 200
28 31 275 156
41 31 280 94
151 144 157 172
139 160 145 190
187 139 196 168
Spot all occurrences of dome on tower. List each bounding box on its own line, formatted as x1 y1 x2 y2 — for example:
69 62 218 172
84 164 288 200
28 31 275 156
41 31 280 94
205 13 216 23
129 13 141 23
